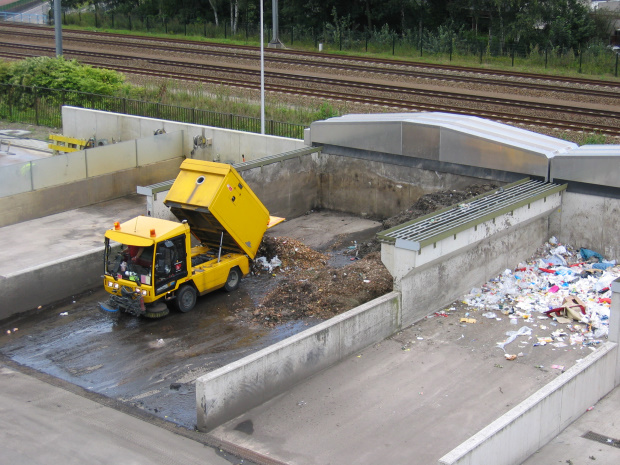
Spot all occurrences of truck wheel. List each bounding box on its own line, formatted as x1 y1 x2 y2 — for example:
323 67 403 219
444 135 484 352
174 285 197 313
224 267 241 292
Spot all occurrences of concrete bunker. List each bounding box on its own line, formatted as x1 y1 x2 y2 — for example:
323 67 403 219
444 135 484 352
2 108 620 465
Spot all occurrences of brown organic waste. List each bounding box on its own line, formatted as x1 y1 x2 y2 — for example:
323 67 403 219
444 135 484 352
249 183 500 326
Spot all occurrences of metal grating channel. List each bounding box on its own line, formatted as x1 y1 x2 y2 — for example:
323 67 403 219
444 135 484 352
582 431 620 449
378 178 567 250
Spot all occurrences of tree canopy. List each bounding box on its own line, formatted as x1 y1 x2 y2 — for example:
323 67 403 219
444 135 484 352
68 0 605 51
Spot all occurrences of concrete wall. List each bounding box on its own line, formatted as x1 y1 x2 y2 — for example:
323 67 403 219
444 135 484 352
62 106 305 165
438 278 620 465
0 248 104 320
550 191 620 261
148 152 491 223
240 153 321 218
0 158 183 228
196 291 401 431
317 154 494 219
401 217 549 328
0 131 184 199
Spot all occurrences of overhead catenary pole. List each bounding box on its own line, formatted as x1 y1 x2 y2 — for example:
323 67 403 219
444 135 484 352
268 0 283 48
260 0 265 134
54 0 63 57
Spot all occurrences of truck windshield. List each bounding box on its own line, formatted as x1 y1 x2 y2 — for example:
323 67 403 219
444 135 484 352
104 238 154 285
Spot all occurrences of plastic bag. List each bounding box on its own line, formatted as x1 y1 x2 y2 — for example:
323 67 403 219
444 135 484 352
545 254 567 267
497 326 532 350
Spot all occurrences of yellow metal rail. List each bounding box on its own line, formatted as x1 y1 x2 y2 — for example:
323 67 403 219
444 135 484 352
48 134 89 153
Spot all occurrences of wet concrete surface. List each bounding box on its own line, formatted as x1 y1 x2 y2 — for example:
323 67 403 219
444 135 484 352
0 279 319 430
0 212 382 431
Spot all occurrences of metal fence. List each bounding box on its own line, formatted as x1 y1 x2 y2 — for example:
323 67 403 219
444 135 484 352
50 10 620 78
0 84 307 139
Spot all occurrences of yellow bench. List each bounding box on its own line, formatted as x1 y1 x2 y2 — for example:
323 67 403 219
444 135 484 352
48 134 89 153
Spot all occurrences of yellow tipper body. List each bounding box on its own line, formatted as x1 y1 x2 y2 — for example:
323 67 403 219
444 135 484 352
164 159 279 259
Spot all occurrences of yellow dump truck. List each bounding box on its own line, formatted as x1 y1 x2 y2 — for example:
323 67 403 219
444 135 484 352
99 160 283 318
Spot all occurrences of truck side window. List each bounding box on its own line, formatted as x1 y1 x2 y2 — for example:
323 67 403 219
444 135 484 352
155 235 187 290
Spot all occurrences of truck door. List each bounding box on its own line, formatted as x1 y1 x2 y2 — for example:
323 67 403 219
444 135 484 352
154 235 188 296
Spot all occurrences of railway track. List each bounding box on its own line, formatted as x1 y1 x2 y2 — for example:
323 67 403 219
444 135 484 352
1 23 619 136
2 22 618 93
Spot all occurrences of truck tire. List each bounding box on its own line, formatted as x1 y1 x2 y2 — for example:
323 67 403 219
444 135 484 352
224 267 241 292
174 285 197 313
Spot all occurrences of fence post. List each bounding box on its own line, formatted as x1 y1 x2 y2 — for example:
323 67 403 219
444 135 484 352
34 87 39 126
9 85 13 119
225 22 227 39
545 47 548 68
339 29 342 51
480 44 483 64
204 21 207 37
365 32 368 52
393 34 396 55
511 45 514 66
291 26 293 45
128 14 132 31
615 53 618 78
449 39 452 61
146 16 149 32
579 47 582 73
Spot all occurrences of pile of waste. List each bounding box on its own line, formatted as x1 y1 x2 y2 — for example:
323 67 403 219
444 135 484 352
458 238 617 358
251 248 392 325
251 237 328 274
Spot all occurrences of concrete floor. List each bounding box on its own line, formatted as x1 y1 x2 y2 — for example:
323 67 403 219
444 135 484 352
208 307 603 465
0 362 235 465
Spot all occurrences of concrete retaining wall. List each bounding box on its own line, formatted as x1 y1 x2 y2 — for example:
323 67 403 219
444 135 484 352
550 191 620 261
149 152 497 222
196 291 401 431
317 154 493 219
0 248 104 320
62 106 305 165
438 279 620 465
399 216 551 327
0 158 183 228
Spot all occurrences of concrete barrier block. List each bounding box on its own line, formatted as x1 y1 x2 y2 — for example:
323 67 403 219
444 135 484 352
0 248 103 319
93 112 118 141
87 140 136 176
120 114 142 141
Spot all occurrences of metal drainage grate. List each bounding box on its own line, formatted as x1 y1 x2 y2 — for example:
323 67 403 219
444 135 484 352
582 431 620 449
377 178 566 250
